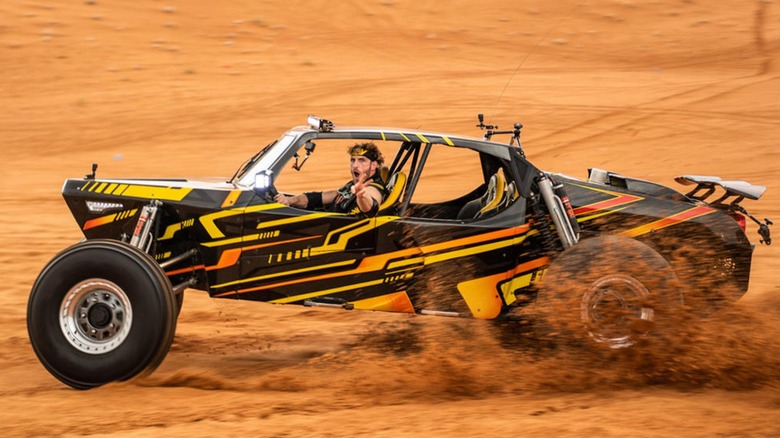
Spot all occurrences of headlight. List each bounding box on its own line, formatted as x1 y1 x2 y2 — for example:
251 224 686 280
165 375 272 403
86 201 124 213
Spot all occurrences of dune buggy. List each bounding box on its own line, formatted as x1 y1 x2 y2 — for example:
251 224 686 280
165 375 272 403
28 115 772 389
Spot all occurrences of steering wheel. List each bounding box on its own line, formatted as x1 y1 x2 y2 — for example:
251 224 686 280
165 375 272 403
265 184 279 201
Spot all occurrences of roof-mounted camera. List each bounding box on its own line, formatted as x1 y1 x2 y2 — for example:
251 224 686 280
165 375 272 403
307 115 334 132
475 114 525 158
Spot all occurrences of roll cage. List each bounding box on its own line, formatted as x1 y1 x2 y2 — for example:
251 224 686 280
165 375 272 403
233 122 541 223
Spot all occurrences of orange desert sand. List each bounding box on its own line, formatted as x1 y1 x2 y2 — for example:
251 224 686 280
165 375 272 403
1 0 779 436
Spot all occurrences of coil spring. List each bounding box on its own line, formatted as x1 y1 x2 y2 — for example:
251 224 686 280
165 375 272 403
529 195 559 257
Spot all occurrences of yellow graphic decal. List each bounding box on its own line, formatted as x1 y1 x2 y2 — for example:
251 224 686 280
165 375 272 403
424 235 527 266
256 212 336 231
80 181 192 201
159 223 183 241
385 225 531 270
457 274 505 319
166 235 325 277
500 258 550 305
386 257 425 271
159 218 195 241
500 273 531 305
155 251 172 261
202 230 285 248
199 204 283 239
120 185 192 201
221 190 242 208
311 216 398 255
219 224 533 302
270 278 386 304
214 259 357 290
575 206 631 224
458 256 550 315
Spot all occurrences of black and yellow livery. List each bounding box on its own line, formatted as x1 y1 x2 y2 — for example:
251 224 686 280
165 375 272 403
29 116 771 389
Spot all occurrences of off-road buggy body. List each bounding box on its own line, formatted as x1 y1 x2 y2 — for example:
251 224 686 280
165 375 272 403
28 115 772 389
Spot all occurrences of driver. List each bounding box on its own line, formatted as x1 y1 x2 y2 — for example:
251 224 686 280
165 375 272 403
274 142 387 217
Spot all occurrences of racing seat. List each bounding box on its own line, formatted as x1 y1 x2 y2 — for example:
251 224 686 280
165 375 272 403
501 181 519 208
475 171 506 219
457 171 508 220
457 197 482 220
378 171 407 215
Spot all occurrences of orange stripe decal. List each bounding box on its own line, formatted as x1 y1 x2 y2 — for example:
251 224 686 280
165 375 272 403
207 248 242 271
507 256 550 277
83 213 117 230
166 264 206 277
619 206 715 238
573 192 644 216
422 224 531 255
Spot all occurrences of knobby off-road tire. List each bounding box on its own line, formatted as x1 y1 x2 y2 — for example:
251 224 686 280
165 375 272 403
27 239 177 389
174 290 185 318
536 235 684 349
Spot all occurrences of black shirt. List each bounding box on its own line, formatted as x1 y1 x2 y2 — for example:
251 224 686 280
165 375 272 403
330 173 388 216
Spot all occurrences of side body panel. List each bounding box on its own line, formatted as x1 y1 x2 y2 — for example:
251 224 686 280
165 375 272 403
562 177 754 300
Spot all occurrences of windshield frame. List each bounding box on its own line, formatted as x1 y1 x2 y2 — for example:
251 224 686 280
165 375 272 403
233 132 302 187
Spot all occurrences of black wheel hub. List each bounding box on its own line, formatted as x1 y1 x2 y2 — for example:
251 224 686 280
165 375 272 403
87 302 112 329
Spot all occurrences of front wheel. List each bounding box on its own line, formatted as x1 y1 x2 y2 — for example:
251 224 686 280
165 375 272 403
27 240 177 389
535 235 684 348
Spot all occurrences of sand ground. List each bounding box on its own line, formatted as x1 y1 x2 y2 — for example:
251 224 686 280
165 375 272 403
1 0 779 436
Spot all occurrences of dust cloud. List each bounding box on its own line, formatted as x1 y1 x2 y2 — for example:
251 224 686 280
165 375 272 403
2 0 779 436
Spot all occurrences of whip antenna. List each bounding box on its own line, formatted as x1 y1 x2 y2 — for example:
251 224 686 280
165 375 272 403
488 2 581 124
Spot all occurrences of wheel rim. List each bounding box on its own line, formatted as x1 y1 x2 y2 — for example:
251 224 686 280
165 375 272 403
581 274 654 348
59 279 133 354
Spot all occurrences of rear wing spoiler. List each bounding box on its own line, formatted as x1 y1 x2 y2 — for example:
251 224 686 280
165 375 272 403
674 175 766 203
675 175 772 245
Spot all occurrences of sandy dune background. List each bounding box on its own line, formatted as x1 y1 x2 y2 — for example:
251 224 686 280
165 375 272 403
2 0 780 436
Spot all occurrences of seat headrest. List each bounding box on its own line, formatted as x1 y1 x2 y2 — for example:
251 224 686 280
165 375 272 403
379 166 390 184
478 172 505 217
378 171 407 214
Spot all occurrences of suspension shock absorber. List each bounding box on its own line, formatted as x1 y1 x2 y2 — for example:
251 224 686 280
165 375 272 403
528 194 559 257
129 200 162 254
551 175 581 238
536 173 579 250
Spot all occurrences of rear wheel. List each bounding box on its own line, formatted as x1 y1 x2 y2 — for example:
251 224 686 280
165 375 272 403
27 239 177 389
535 235 684 348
